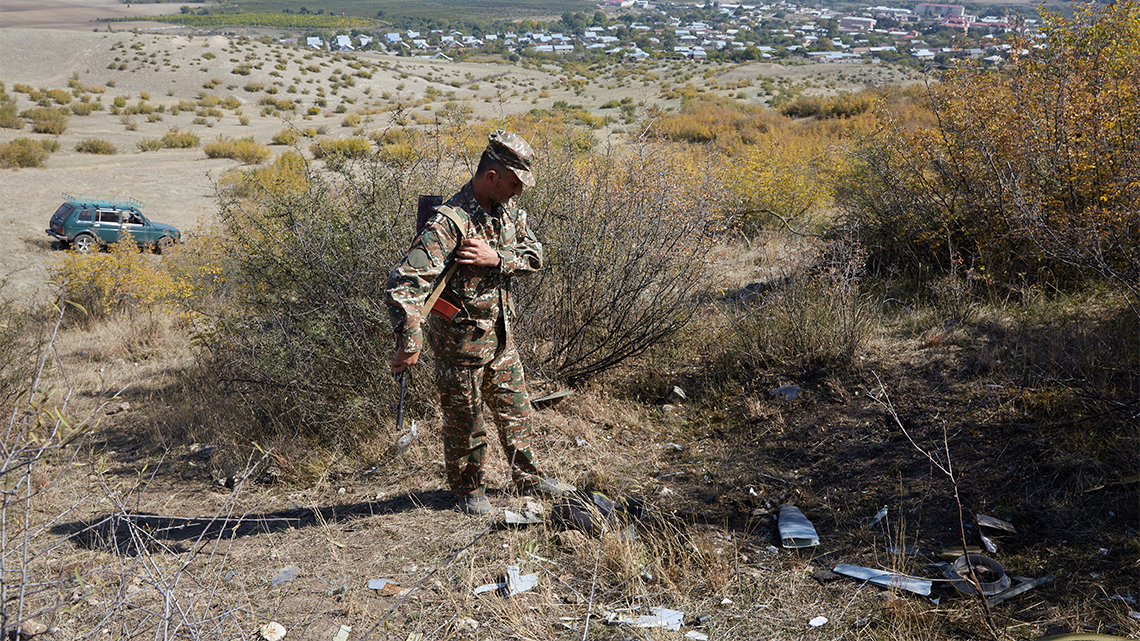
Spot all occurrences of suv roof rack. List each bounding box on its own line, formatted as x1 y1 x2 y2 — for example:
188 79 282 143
62 193 144 211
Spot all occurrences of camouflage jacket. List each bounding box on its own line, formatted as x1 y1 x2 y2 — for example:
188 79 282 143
385 182 543 366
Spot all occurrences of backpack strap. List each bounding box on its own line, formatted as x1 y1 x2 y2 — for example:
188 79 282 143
421 205 468 318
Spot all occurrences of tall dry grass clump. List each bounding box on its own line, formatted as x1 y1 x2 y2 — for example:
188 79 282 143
719 233 877 376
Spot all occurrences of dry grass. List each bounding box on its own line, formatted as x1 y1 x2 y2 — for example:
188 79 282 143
0 22 1135 641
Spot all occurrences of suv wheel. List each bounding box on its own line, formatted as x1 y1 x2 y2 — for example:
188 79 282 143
72 234 96 253
155 236 173 255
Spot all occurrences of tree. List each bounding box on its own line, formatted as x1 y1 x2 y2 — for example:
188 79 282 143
838 0 1140 299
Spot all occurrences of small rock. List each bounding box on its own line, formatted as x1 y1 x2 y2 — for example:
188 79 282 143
106 402 131 416
367 579 402 596
454 617 479 633
337 487 346 496
812 569 841 583
259 621 286 641
18 619 48 638
555 529 589 551
719 597 733 606
809 616 828 627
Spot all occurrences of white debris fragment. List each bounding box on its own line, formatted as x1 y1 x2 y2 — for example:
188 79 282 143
809 616 828 627
259 621 287 641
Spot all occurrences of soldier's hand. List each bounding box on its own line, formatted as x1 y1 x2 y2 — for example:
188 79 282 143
392 348 419 373
455 238 501 267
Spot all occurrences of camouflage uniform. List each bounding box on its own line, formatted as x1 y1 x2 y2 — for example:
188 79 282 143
385 132 547 498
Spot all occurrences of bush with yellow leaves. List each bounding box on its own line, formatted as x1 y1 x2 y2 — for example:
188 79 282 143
51 238 189 325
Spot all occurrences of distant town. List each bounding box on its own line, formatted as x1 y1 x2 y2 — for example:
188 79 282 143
280 1 1037 68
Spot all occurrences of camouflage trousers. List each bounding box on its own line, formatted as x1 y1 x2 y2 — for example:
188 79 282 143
433 338 543 497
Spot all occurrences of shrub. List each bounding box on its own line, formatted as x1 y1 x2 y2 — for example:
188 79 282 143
0 100 22 129
838 1 1140 297
271 128 299 145
721 235 875 374
161 128 200 148
69 101 101 116
51 237 188 325
0 138 55 168
75 138 117 154
309 137 370 160
21 107 68 134
341 112 361 127
137 138 163 152
203 137 271 164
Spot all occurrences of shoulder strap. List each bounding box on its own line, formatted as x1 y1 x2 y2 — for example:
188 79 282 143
421 205 467 317
435 205 467 240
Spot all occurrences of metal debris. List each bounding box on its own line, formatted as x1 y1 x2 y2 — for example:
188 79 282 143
607 606 685 631
984 574 1054 607
505 565 539 596
869 505 888 528
778 505 820 548
532 390 573 406
976 514 1016 533
394 420 418 456
833 564 933 596
474 566 539 597
270 565 300 587
980 530 999 554
769 385 800 400
367 579 402 596
947 554 1010 597
504 509 543 525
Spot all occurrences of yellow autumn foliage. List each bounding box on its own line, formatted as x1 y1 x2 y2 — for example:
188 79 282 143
52 238 191 324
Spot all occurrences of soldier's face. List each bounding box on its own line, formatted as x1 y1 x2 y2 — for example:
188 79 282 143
490 169 524 204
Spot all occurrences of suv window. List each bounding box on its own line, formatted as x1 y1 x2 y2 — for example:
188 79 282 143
77 209 92 223
50 203 73 227
98 209 120 223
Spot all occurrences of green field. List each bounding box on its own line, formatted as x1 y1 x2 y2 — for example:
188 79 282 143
112 12 374 28
226 0 596 24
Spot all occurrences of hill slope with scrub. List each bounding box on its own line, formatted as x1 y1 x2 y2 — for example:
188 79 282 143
1 3 1138 639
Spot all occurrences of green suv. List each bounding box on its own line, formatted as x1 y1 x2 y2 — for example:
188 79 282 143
46 194 181 253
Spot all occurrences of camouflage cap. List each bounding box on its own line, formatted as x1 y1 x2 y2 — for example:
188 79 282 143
485 130 535 187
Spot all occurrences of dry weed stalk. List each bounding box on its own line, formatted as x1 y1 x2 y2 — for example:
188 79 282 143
869 372 996 635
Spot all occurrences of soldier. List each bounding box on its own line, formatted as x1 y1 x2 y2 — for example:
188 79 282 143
385 131 574 516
